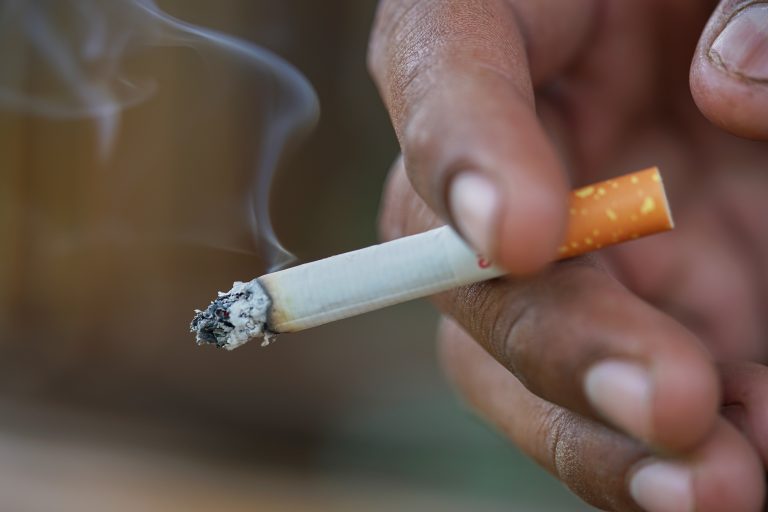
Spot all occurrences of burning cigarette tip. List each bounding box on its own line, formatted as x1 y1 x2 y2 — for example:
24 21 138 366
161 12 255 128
190 280 275 350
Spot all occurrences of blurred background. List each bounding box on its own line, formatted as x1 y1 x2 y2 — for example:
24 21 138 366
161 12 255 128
0 1 590 510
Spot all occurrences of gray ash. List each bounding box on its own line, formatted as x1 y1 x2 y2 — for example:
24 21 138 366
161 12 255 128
191 292 241 348
190 280 272 350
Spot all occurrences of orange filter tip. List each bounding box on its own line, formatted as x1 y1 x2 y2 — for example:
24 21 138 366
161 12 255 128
556 167 674 259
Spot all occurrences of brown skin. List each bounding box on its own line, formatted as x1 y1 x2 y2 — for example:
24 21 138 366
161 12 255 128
370 0 768 510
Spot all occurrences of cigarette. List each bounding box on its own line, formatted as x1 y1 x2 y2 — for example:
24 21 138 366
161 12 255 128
191 167 673 350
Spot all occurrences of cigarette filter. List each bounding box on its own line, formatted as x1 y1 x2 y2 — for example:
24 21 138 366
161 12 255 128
191 167 672 350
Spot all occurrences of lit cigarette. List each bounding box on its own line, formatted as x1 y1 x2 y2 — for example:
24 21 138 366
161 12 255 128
191 167 673 350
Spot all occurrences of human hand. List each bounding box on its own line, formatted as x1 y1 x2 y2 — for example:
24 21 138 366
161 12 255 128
370 0 768 510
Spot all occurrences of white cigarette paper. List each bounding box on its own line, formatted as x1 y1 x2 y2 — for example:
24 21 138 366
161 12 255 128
263 226 501 332
191 226 502 349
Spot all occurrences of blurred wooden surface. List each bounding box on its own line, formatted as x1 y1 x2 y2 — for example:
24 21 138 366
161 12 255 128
0 400 590 512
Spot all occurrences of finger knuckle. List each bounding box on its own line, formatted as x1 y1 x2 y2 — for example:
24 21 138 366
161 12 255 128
449 281 533 380
544 407 582 484
498 299 538 386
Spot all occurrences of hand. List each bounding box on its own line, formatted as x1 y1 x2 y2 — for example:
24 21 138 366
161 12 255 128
370 1 768 510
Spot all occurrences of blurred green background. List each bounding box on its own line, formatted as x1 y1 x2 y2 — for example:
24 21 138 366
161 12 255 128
0 1 590 509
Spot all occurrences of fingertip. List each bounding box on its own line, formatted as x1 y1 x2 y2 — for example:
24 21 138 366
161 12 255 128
692 420 765 512
495 171 568 274
629 421 764 512
691 4 768 139
447 152 569 276
651 330 720 451
401 70 570 275
449 166 569 276
691 58 768 140
582 315 720 453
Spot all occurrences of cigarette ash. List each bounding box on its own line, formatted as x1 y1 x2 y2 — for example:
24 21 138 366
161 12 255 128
190 280 276 350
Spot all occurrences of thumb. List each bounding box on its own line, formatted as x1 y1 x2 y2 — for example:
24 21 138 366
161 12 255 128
691 2 768 139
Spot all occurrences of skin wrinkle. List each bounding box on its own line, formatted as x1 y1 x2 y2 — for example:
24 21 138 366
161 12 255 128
495 295 533 385
504 296 552 392
373 0 531 135
388 46 436 131
444 276 535 383
447 282 504 351
545 408 636 511
503 1 532 68
531 381 644 510
369 0 434 77
382 0 602 124
546 406 580 484
386 9 440 124
368 0 440 129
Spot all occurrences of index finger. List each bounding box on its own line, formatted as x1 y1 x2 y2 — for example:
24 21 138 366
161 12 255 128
368 0 595 274
380 158 719 454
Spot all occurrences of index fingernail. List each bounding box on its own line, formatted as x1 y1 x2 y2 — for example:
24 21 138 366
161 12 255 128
449 173 499 256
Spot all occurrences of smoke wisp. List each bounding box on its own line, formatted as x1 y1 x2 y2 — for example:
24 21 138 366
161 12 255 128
0 0 319 270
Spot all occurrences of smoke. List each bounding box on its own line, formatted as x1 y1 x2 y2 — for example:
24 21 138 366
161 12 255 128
0 0 319 270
